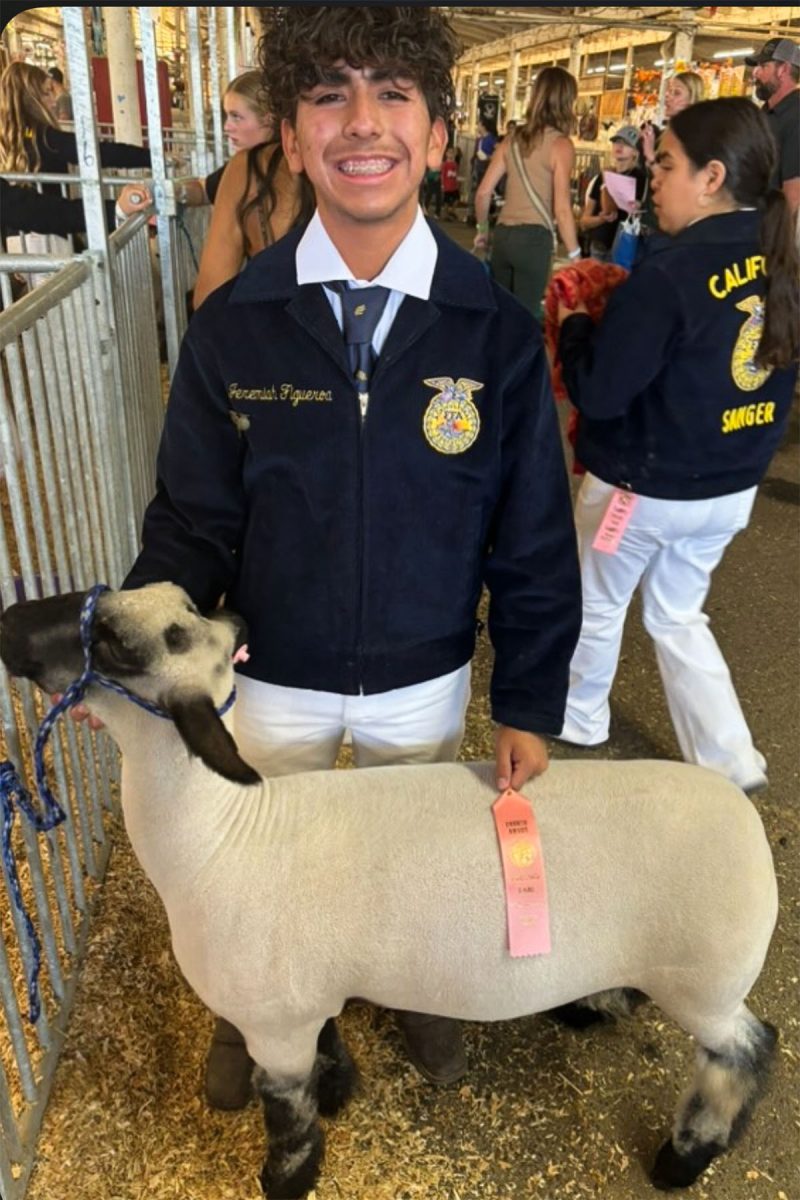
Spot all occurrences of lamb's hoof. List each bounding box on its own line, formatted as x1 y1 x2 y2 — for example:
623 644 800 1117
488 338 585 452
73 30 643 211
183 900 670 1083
651 1138 720 1190
545 1002 608 1030
317 1058 358 1117
260 1128 323 1198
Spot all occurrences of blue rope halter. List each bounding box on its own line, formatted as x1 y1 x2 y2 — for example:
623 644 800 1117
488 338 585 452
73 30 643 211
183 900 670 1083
0 583 236 1022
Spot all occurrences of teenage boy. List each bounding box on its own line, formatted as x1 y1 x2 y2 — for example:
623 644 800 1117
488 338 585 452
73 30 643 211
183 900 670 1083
125 5 581 1108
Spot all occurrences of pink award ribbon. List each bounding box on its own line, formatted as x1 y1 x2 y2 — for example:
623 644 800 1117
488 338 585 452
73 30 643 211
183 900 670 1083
492 788 551 957
591 488 639 555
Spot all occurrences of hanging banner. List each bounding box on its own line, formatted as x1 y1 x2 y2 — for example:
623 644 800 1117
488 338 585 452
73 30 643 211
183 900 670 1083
478 91 500 129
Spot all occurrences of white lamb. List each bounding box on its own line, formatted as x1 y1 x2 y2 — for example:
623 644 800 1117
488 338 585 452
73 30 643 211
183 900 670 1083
0 582 778 1199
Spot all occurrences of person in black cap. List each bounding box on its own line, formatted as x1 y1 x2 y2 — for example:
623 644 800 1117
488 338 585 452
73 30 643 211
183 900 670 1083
746 38 800 217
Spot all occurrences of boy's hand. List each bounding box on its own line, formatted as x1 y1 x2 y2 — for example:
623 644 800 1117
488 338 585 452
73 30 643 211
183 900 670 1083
494 726 549 791
50 694 105 731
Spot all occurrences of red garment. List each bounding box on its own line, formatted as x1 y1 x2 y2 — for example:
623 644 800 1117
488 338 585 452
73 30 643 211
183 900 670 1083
544 259 629 473
441 159 459 194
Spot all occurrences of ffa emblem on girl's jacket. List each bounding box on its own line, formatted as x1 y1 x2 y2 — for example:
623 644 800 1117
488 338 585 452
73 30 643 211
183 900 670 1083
731 296 773 392
423 377 482 454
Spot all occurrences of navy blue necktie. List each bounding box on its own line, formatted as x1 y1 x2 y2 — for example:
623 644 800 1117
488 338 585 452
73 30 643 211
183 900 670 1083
328 282 390 416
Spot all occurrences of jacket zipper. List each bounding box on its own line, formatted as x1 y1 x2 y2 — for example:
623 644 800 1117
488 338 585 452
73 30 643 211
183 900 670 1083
355 386 367 689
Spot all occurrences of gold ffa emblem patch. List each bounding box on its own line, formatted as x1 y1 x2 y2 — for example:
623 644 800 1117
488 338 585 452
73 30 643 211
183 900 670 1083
731 296 773 392
422 377 482 455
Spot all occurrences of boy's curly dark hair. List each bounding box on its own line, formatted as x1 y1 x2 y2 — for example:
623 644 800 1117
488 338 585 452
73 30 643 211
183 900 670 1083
258 6 459 125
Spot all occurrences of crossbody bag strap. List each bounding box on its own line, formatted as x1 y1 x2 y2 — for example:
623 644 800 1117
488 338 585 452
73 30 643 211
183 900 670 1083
510 137 558 251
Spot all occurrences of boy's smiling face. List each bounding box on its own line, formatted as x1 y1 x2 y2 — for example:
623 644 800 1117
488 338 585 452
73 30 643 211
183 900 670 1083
282 63 446 248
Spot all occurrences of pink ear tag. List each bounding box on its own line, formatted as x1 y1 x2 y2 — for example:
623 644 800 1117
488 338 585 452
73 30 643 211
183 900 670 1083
591 488 639 555
492 789 551 957
232 644 250 664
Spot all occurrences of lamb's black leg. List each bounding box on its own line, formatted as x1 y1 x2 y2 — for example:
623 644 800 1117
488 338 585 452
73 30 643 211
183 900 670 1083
651 1011 777 1190
255 1067 323 1200
315 1017 358 1117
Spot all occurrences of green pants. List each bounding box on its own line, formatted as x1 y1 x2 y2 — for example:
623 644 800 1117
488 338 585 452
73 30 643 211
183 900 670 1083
490 224 553 318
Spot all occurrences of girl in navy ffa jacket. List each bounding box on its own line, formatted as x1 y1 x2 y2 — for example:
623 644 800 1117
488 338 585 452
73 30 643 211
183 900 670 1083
556 97 799 792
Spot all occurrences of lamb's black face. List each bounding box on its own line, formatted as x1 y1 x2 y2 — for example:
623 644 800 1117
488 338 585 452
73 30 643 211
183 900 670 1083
0 589 158 693
0 583 259 786
0 584 248 697
0 590 88 692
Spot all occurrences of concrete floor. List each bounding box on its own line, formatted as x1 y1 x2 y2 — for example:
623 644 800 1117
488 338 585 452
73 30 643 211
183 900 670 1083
23 220 799 1200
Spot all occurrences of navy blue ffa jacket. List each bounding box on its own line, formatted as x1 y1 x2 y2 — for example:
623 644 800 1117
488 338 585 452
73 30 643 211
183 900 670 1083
559 210 798 499
126 222 581 735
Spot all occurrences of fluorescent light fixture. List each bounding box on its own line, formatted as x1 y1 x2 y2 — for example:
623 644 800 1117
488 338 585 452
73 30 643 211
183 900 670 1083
654 58 675 67
608 64 627 72
713 47 754 59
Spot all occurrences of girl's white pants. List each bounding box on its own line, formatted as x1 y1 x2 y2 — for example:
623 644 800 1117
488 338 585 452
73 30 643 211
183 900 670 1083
561 473 766 791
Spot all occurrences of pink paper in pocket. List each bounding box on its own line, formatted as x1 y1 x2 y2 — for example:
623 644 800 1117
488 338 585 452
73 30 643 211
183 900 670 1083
592 488 639 555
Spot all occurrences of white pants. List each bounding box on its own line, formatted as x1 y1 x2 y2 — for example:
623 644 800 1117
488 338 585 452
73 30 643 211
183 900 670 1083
561 473 765 790
233 665 471 778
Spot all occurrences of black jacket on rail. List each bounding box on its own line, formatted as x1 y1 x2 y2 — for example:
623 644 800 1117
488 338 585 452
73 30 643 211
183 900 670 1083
0 177 117 243
27 125 151 175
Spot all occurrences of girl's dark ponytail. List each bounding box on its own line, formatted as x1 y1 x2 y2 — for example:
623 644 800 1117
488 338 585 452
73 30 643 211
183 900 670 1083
756 187 800 370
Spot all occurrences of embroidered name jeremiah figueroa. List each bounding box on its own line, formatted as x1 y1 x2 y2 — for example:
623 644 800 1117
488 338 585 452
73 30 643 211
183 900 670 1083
227 383 333 405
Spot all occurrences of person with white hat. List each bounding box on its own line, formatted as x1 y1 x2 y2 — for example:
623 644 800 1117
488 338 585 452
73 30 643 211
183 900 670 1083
580 126 647 262
746 38 800 216
599 126 649 218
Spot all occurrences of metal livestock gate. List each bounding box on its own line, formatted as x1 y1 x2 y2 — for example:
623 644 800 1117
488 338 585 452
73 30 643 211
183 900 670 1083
0 213 163 1200
0 5 235 1193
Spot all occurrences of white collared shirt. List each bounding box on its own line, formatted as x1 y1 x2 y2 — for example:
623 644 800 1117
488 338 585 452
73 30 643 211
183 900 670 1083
295 207 438 355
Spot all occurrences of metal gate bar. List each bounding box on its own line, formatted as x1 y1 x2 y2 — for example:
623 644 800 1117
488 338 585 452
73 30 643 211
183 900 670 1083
0 242 162 1200
0 10 235 1196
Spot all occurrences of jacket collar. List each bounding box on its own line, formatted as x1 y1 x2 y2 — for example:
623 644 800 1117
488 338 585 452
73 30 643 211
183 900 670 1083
229 217 497 314
646 209 761 256
228 217 498 378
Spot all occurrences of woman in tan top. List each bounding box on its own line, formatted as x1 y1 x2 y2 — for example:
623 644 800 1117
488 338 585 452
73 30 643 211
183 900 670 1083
193 140 313 307
474 66 581 317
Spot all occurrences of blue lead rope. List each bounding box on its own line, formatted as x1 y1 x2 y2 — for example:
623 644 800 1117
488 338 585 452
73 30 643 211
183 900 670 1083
0 762 50 1023
0 583 236 1022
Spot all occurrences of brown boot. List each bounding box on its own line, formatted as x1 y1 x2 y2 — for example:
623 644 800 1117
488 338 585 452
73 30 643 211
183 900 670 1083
205 1017 254 1110
396 1011 467 1084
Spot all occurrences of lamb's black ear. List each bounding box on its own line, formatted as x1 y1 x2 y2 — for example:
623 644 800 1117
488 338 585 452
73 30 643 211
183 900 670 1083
167 693 260 785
